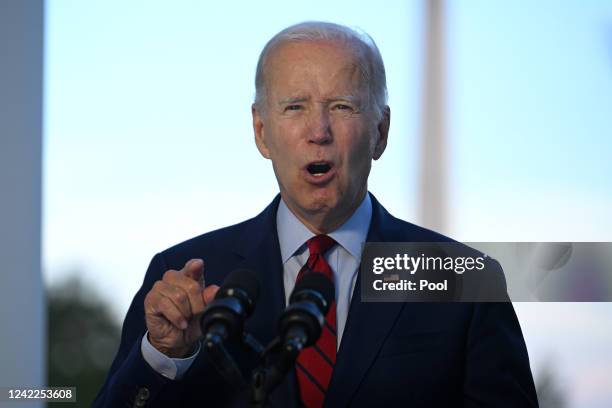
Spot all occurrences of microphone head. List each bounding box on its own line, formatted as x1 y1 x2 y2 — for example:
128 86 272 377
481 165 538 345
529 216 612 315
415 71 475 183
280 273 334 349
216 268 260 314
290 272 334 313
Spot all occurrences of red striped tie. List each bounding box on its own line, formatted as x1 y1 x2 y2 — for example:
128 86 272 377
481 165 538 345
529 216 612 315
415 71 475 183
295 235 337 408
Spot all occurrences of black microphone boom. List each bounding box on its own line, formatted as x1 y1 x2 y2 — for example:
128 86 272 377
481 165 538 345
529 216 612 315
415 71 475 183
200 269 260 348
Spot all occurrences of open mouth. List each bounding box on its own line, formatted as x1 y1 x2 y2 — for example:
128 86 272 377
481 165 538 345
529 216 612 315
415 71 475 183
307 162 332 177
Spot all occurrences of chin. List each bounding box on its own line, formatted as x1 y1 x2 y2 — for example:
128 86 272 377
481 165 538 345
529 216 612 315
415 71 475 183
305 188 340 211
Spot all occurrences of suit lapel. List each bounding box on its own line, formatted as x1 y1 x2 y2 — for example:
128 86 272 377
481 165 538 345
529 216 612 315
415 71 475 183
232 195 285 347
231 195 299 408
324 195 405 407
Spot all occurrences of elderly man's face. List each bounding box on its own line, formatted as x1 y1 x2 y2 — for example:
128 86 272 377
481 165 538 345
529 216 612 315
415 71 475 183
253 40 389 232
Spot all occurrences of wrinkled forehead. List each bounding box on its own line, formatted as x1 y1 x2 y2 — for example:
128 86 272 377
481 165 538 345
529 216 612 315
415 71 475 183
264 40 369 98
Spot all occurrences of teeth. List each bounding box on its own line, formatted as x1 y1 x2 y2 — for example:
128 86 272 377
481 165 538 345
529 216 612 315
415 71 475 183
313 173 325 177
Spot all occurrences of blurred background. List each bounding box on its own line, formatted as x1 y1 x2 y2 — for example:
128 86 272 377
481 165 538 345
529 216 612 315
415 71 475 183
1 0 611 406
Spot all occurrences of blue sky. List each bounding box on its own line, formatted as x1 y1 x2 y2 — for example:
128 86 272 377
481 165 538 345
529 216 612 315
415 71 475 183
43 1 612 406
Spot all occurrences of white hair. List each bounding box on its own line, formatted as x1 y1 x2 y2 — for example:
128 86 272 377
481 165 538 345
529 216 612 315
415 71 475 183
254 21 388 120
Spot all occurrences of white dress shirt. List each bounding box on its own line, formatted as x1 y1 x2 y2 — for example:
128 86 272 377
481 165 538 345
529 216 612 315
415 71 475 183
142 194 372 380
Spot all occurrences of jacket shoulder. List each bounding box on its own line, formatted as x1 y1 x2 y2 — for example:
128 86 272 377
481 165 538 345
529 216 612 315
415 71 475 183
157 216 254 272
166 218 248 253
371 196 454 243
386 214 454 242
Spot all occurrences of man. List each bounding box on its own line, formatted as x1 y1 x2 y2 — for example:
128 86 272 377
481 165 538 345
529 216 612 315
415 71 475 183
94 22 538 407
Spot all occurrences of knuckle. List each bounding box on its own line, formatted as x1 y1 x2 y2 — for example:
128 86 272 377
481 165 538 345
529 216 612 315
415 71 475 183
163 269 176 281
144 291 154 306
171 290 187 305
156 295 167 308
185 281 200 295
152 280 164 292
159 297 175 314
145 289 162 308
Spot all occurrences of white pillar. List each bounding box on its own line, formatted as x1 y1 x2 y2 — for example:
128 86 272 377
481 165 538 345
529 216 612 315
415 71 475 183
0 1 45 407
419 0 448 233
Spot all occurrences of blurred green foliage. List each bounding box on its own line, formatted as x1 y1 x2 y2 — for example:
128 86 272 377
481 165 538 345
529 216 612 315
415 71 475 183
46 275 121 408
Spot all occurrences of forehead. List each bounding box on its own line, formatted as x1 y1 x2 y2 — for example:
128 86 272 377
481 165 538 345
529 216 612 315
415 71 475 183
264 40 367 98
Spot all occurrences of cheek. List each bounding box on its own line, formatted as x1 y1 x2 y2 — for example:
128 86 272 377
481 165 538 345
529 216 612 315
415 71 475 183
345 129 375 162
265 128 288 159
267 121 302 153
266 126 302 178
340 133 375 182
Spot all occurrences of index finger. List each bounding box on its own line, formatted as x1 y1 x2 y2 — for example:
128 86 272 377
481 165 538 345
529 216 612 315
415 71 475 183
182 258 204 286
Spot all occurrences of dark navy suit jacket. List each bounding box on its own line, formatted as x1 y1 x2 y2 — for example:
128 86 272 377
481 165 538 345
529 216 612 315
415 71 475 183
94 194 538 407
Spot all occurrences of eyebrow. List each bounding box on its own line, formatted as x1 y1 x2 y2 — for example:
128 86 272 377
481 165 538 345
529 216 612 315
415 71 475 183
277 95 360 106
329 95 359 104
278 97 309 106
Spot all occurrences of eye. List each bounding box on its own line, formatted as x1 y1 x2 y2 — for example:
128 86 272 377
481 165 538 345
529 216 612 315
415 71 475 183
332 104 353 111
285 104 302 111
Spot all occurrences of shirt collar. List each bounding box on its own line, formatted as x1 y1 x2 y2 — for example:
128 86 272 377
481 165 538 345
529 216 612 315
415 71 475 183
276 193 372 263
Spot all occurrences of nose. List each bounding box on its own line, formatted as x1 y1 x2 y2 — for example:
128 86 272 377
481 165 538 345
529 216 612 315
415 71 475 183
307 108 332 145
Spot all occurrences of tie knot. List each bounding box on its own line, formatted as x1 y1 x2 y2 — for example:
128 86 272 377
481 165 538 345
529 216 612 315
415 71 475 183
307 234 336 256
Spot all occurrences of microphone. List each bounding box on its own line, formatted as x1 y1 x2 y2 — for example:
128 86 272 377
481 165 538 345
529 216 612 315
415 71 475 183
200 269 260 348
278 272 334 352
248 273 333 406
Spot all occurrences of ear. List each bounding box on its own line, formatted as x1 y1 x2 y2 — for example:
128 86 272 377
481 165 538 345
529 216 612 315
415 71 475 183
372 106 390 160
252 104 271 159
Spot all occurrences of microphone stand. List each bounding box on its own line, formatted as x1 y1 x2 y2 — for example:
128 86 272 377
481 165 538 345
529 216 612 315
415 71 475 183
202 333 246 391
204 269 330 407
203 329 302 407
249 336 302 408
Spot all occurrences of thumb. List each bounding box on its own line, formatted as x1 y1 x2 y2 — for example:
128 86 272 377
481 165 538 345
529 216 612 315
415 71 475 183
203 284 220 306
183 258 204 283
